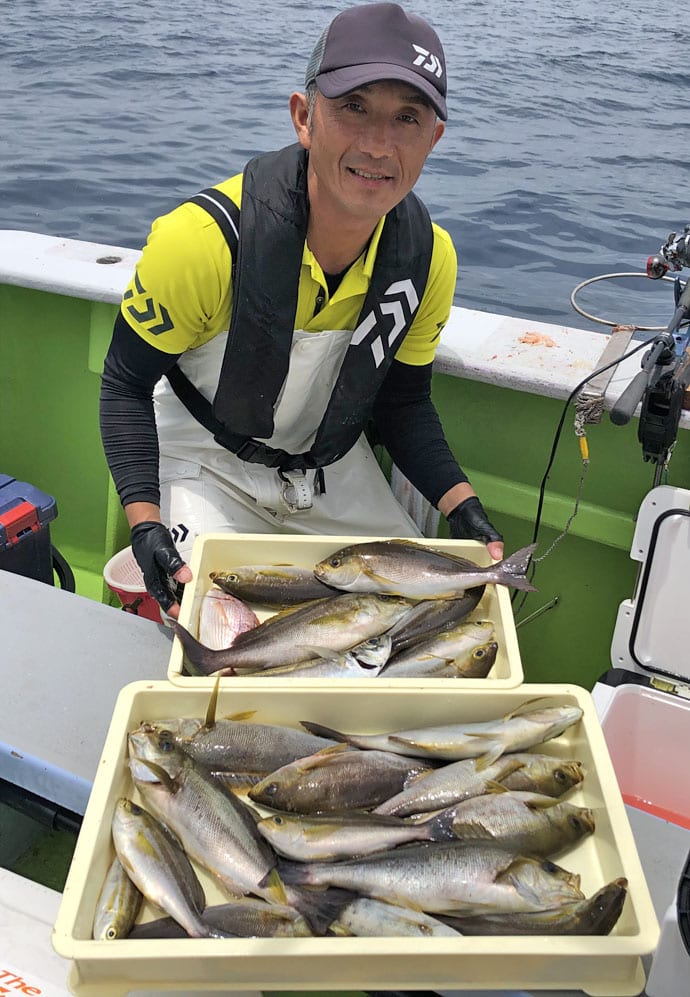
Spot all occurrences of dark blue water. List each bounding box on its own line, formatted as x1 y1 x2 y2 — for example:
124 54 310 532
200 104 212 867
1 0 688 327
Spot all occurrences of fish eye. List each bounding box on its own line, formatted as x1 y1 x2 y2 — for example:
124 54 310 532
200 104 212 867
569 815 583 830
264 783 278 797
474 648 485 658
158 737 175 752
106 927 118 940
227 573 239 582
273 815 284 825
130 802 142 815
542 860 559 873
327 557 342 568
554 769 567 783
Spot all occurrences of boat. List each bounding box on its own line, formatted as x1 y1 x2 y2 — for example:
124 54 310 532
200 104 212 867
1 226 689 995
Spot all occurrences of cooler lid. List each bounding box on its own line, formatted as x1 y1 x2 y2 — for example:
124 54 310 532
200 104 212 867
610 485 690 685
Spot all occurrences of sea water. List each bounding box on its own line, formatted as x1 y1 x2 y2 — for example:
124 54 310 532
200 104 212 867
1 0 688 327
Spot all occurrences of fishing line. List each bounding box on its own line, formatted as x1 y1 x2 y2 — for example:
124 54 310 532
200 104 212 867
512 333 657 617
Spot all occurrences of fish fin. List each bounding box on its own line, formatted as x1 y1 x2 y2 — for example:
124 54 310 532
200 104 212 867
495 543 538 584
449 817 495 841
503 696 549 720
300 720 348 742
296 645 343 662
258 867 289 906
329 922 355 937
524 795 561 811
287 886 356 936
474 744 506 771
169 619 223 676
302 744 351 765
131 758 178 793
224 710 257 722
485 780 510 793
203 675 221 729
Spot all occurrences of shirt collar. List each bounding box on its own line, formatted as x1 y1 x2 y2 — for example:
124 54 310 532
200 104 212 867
301 215 387 293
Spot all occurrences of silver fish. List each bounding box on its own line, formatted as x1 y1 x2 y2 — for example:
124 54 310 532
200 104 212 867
329 896 462 938
381 620 498 678
374 755 526 817
256 808 456 862
439 878 628 936
313 539 537 598
301 702 584 766
210 564 339 606
248 744 434 814
171 592 414 676
198 587 259 649
446 788 596 857
279 840 584 916
234 645 385 679
92 853 143 940
127 729 287 906
110 798 214 939
141 714 336 774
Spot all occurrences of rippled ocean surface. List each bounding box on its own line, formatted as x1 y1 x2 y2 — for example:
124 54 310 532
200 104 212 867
2 0 688 326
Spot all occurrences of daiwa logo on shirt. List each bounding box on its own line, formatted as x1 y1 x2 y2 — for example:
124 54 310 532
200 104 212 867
351 279 419 367
412 43 443 78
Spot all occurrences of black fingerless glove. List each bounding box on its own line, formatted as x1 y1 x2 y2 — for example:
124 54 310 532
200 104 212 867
130 521 186 612
447 496 504 544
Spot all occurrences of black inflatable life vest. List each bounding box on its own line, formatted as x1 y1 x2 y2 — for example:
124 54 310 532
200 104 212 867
166 143 433 472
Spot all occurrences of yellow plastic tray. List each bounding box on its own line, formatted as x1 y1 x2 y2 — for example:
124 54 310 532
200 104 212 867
52 682 659 996
168 533 524 688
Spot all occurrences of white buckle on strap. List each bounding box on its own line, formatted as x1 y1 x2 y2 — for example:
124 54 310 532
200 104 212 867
278 470 313 513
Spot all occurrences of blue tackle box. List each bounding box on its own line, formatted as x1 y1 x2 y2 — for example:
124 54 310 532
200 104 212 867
0 474 58 585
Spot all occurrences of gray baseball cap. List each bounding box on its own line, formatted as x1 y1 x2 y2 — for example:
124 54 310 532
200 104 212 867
305 3 447 121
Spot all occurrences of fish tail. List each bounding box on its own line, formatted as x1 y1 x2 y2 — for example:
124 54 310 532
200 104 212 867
169 620 224 676
495 543 538 591
421 806 458 842
260 867 289 906
286 885 356 936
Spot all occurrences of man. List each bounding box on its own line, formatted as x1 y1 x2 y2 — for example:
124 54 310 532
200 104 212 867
100 2 503 618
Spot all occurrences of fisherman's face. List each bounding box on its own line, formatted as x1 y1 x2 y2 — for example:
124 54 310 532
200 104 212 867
291 80 444 228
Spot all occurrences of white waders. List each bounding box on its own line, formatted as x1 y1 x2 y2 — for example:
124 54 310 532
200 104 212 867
155 327 424 561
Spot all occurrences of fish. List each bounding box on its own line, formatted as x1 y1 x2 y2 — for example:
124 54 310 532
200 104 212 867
233 644 386 679
110 798 219 939
278 840 584 916
170 592 414 676
444 788 596 857
373 756 526 817
256 808 457 862
386 590 486 654
140 714 336 774
329 896 462 938
498 753 585 797
210 564 340 606
300 702 584 766
438 878 628 935
197 587 259 649
248 744 435 814
380 620 498 678
128 895 315 938
127 729 287 906
92 853 143 940
312 539 537 598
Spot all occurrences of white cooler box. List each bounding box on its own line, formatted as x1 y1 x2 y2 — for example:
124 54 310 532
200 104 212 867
592 485 690 997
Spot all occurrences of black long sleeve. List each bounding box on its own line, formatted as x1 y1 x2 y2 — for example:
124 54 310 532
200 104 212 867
372 359 468 508
99 313 182 507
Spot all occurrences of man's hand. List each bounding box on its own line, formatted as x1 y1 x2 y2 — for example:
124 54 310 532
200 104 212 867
130 521 193 618
447 496 504 561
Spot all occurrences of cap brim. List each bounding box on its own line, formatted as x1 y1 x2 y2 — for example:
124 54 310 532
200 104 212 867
315 63 447 121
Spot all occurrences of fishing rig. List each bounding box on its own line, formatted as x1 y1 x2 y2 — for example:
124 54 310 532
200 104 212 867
571 225 690 485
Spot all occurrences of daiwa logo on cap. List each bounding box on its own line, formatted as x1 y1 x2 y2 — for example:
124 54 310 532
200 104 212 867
412 44 443 79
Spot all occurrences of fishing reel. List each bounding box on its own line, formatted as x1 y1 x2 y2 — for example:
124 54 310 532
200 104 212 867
646 225 690 279
610 224 690 479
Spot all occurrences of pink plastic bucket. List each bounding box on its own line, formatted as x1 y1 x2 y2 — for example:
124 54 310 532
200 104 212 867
103 546 161 623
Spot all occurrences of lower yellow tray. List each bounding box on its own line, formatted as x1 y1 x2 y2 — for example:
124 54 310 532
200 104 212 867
52 682 658 996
